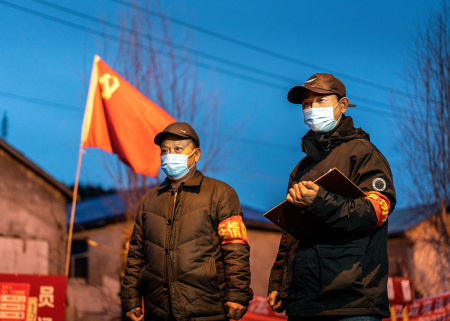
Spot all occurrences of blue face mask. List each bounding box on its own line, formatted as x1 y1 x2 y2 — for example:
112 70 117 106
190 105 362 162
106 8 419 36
302 100 342 133
161 149 197 180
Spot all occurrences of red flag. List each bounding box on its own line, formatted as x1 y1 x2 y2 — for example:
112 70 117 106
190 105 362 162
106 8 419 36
81 55 175 177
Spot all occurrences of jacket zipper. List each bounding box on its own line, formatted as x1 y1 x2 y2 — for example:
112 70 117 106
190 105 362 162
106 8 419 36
165 189 178 313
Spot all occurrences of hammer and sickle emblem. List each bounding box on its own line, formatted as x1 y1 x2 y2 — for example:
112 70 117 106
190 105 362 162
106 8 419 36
99 73 120 100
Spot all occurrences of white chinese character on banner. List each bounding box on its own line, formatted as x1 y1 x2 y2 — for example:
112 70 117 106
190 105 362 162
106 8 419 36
38 286 55 308
38 317 52 321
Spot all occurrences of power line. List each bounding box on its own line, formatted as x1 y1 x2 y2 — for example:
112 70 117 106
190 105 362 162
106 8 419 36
0 86 407 153
0 0 409 116
111 0 413 98
0 89 303 152
29 0 297 85
32 0 408 114
0 0 290 91
0 91 83 113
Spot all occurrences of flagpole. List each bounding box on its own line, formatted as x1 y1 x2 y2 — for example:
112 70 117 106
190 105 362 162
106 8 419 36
65 143 84 277
64 55 98 276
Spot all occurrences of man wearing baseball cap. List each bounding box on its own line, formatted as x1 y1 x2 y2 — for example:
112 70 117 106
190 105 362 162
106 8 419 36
121 122 253 321
268 74 396 320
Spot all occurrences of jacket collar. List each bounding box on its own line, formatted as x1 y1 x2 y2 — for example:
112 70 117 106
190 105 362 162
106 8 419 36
301 116 369 162
158 170 204 191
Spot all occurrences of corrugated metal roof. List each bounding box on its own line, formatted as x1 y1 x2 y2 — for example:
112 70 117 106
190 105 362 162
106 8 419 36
387 203 440 236
69 193 125 228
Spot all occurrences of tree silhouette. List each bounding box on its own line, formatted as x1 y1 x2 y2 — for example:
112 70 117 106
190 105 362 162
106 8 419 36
397 1 450 297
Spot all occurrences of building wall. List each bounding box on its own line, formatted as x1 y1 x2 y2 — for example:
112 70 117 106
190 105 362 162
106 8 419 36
0 237 49 274
67 223 124 321
0 148 67 275
405 215 450 298
67 222 129 321
247 229 282 296
387 237 411 277
72 222 126 287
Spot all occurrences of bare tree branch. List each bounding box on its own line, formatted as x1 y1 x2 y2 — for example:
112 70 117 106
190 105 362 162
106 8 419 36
396 0 450 297
98 0 232 281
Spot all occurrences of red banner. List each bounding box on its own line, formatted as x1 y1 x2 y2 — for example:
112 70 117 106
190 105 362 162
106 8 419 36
245 292 450 321
0 274 67 321
386 291 450 321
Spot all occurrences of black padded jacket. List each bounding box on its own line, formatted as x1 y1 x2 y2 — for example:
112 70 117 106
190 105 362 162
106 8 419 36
122 171 253 321
268 116 396 318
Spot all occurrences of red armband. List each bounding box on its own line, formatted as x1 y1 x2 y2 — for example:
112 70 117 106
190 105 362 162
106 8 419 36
365 191 390 228
218 216 248 245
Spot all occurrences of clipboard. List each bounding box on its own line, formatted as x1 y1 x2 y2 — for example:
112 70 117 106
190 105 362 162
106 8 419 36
263 168 365 238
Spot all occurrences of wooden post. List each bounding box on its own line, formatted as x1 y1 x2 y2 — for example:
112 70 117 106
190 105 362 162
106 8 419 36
402 305 409 321
65 144 84 276
390 305 397 321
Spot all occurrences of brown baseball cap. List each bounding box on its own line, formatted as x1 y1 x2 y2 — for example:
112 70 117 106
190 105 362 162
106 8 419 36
154 122 200 147
287 73 356 107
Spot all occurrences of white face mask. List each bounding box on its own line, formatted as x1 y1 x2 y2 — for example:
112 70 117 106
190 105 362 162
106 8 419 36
161 149 197 180
302 100 342 133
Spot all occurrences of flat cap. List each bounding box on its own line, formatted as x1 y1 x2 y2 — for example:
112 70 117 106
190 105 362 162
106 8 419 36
154 122 200 147
288 73 356 107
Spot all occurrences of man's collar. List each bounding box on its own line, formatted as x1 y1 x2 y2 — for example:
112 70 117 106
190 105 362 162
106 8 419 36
323 115 354 138
157 170 204 191
181 170 204 187
302 115 354 140
301 115 355 157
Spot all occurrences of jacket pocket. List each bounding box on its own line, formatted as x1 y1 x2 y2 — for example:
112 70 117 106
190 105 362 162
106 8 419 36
317 245 364 297
203 257 220 294
280 251 294 297
177 258 220 304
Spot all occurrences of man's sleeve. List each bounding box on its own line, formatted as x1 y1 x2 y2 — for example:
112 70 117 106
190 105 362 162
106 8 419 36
268 232 288 295
121 203 145 313
217 186 254 306
304 147 396 233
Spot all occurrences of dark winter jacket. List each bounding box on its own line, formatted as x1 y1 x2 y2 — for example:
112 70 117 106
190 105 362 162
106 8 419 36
121 171 253 321
268 116 396 318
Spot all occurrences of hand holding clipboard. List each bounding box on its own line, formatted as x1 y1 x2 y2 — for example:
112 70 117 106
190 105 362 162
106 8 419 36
263 168 364 238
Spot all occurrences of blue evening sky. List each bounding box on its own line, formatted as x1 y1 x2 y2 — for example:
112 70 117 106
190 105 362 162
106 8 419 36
0 0 437 212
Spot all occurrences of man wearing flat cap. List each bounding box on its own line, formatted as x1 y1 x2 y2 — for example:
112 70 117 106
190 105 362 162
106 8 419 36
267 74 396 320
121 122 253 321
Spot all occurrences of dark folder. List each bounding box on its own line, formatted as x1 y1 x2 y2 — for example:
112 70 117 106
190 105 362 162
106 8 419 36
263 168 365 238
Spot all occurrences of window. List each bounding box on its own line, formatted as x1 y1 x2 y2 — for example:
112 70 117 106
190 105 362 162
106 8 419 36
69 239 88 279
